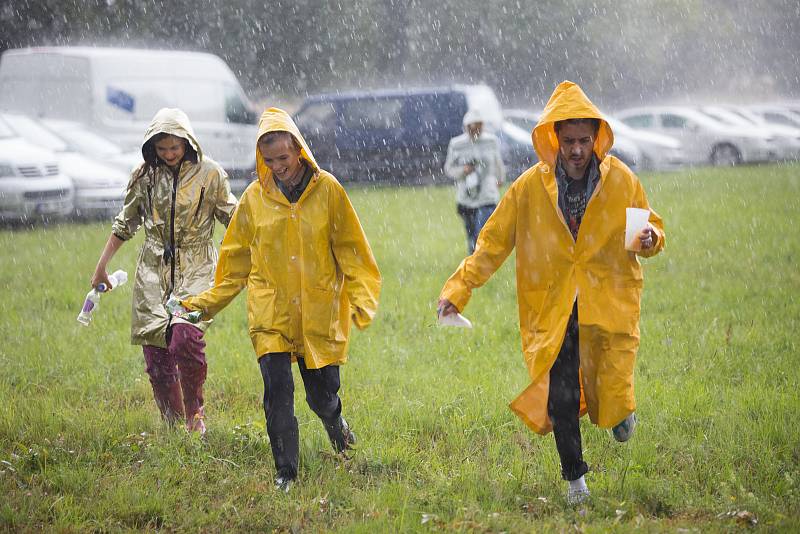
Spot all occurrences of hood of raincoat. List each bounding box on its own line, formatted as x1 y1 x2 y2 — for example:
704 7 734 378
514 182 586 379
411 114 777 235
255 107 319 188
141 107 203 162
532 81 614 166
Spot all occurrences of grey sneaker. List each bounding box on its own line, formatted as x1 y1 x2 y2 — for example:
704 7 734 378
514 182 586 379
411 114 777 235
274 474 294 494
567 487 591 506
612 413 637 442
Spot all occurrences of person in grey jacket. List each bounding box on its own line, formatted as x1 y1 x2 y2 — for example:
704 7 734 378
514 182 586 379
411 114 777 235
444 108 506 254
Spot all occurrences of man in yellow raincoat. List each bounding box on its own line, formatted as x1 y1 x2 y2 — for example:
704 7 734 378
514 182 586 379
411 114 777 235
181 108 381 492
438 81 665 505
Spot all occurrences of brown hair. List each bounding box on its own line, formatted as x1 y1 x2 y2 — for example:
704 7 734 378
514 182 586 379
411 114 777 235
134 132 198 182
258 131 302 151
554 118 601 134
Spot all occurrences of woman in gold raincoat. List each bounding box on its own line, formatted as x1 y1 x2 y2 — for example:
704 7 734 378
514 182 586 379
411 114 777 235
91 108 237 434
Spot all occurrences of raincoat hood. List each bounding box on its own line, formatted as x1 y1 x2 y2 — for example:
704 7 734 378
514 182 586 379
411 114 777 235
255 107 319 188
141 107 203 161
532 81 614 166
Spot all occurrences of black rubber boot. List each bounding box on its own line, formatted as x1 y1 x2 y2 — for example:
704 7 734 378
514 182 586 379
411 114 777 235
323 416 357 453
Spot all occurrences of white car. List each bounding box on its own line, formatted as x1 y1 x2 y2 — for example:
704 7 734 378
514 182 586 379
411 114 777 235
699 106 800 161
1 113 129 218
41 119 142 172
616 106 779 166
0 119 73 221
747 105 800 129
504 108 659 171
604 116 687 171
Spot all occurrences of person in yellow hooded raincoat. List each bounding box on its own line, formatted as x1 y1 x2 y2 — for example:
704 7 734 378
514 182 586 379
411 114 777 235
91 108 237 434
180 108 381 492
437 81 665 505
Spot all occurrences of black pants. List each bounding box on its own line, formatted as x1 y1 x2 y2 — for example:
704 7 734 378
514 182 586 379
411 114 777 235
259 352 342 479
548 303 589 481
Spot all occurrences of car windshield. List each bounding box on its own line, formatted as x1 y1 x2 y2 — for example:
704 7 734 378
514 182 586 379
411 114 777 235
2 114 69 152
0 117 14 139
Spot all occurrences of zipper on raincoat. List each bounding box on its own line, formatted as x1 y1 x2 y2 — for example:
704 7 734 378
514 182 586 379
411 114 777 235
193 186 205 219
164 168 179 296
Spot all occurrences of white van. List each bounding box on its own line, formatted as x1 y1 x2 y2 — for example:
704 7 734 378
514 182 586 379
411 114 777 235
0 47 258 192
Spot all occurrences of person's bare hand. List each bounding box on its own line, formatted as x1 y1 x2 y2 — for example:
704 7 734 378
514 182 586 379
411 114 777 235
91 268 112 290
437 298 458 318
639 225 656 250
463 164 475 175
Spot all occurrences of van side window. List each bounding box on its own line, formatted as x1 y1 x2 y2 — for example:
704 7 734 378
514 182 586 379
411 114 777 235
295 103 337 134
341 98 402 131
225 85 255 124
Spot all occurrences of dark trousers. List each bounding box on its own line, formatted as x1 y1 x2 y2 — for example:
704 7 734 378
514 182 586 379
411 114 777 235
457 203 496 255
548 303 589 481
259 352 342 479
142 323 207 420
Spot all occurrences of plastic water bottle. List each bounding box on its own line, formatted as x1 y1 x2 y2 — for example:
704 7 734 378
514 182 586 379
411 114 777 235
165 295 202 324
77 270 128 326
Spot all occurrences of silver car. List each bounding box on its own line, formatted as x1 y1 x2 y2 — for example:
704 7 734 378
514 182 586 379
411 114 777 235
699 106 800 161
0 119 74 221
2 113 129 218
616 106 779 166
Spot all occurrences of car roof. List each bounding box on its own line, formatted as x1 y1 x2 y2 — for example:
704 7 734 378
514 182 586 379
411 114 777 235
301 85 483 103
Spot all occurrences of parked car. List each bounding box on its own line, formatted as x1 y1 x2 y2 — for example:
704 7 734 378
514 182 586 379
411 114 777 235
616 106 779 166
747 105 800 129
496 121 538 179
41 119 141 172
293 85 509 183
2 113 128 218
0 118 73 221
502 108 653 170
0 46 258 194
699 106 800 161
604 116 687 171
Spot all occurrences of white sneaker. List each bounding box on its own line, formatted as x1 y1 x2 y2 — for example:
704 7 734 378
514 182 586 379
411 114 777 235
612 413 637 442
567 487 591 506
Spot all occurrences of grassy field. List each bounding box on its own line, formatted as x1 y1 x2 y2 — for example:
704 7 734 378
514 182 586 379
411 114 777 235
1 163 799 532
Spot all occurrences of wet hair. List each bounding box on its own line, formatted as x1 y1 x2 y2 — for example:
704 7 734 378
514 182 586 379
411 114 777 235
258 130 302 152
135 132 198 181
554 118 601 135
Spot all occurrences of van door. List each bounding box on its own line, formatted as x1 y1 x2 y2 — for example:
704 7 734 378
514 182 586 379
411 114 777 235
294 101 337 170
399 93 466 181
337 97 403 182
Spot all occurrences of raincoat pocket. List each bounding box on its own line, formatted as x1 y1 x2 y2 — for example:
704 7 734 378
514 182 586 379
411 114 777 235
597 277 642 334
305 287 336 339
519 288 549 334
248 287 276 333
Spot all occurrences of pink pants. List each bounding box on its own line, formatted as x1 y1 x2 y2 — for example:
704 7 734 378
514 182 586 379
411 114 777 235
142 323 207 421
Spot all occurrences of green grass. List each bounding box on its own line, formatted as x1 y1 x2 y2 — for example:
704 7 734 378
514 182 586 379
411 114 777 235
1 163 799 532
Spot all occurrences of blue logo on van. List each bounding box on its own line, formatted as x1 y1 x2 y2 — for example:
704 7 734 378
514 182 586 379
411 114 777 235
106 87 135 113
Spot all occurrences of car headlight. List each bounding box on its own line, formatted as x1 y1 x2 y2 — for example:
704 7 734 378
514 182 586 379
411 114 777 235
0 163 16 178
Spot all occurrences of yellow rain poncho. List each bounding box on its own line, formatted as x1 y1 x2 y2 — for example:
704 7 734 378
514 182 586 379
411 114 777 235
112 108 237 347
183 108 381 368
440 81 665 434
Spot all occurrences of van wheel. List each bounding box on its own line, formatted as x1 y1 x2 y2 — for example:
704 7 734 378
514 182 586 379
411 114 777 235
711 144 740 166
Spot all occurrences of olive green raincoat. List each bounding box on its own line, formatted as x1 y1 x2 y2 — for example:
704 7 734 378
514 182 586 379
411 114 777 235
183 108 381 369
112 108 237 347
440 81 665 434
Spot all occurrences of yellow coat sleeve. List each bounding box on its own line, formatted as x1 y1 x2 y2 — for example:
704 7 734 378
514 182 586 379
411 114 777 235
440 183 519 311
331 184 381 330
633 179 666 258
183 196 253 318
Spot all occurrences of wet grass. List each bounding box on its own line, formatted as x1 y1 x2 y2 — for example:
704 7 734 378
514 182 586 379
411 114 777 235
1 163 799 532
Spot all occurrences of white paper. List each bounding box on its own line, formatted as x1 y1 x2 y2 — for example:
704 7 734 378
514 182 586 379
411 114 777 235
438 312 473 328
625 207 650 251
